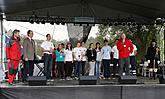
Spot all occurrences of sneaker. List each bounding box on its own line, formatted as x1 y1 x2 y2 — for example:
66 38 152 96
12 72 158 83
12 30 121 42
108 77 111 80
99 77 102 79
47 79 54 82
74 77 79 80
67 77 72 80
66 77 69 80
8 82 13 86
59 78 65 81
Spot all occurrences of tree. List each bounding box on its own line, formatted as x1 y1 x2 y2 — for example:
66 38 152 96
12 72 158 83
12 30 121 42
97 24 163 63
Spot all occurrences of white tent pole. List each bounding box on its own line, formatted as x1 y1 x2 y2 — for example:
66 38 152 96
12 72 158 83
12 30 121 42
0 13 4 69
52 24 55 40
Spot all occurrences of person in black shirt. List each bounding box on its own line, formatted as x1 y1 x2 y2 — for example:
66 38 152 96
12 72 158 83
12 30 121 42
86 43 96 76
146 39 160 80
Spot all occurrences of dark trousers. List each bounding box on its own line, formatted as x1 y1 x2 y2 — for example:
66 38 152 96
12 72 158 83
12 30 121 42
130 56 136 70
23 60 34 81
56 62 65 79
74 61 82 77
102 59 110 78
43 54 52 79
82 61 86 76
52 59 56 77
113 59 119 77
65 61 73 77
119 57 130 76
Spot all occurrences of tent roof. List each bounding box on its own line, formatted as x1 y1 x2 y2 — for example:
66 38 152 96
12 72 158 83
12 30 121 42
1 0 165 24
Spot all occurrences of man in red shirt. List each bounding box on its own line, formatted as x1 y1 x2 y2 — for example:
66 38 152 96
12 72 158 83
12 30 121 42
6 29 21 85
117 33 133 76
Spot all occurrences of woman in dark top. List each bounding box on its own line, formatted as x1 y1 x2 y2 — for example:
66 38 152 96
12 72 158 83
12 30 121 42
86 43 96 76
146 39 160 79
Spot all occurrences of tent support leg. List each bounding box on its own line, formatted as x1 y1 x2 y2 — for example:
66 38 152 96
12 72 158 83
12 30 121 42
0 13 4 68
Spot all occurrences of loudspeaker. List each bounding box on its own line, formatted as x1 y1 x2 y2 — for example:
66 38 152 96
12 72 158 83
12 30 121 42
79 76 97 85
27 76 47 86
118 75 137 84
159 75 165 84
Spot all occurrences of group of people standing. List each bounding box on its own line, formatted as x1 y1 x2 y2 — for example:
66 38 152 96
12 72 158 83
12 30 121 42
6 29 139 85
42 33 138 80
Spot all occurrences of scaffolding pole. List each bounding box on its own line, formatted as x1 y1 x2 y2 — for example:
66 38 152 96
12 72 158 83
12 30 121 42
0 13 4 67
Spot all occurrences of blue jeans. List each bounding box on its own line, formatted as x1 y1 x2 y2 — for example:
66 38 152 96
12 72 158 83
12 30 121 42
95 61 101 78
74 61 82 77
43 53 52 79
102 59 110 78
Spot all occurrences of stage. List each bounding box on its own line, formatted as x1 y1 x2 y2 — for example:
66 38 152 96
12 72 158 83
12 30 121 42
0 77 165 99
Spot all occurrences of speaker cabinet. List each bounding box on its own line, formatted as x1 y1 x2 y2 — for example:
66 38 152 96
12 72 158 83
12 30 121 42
118 75 137 84
79 76 97 85
27 76 47 86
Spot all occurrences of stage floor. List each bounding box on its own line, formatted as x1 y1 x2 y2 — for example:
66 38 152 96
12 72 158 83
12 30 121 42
0 76 160 87
0 77 165 99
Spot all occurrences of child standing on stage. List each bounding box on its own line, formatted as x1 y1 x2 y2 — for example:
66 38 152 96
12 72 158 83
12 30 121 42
64 42 74 80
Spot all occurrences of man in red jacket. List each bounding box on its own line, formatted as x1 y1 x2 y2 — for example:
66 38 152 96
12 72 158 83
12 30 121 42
117 33 133 76
6 29 21 85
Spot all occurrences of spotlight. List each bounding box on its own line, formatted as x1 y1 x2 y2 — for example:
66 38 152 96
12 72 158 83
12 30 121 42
61 22 65 25
109 23 113 26
41 20 45 24
122 22 126 26
103 23 108 26
127 22 131 26
50 21 54 25
36 19 40 24
55 21 60 25
132 22 136 26
29 19 34 24
155 18 163 25
114 22 118 26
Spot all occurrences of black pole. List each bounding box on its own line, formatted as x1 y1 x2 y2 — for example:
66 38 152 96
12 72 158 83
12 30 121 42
0 13 4 68
120 86 123 99
164 25 165 63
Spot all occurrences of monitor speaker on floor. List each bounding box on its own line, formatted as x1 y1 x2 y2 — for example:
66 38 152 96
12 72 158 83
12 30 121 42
79 76 97 85
118 75 137 84
27 76 47 86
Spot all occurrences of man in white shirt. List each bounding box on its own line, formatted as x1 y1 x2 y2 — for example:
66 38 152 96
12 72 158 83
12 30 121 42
101 39 112 79
129 41 137 75
111 39 119 78
41 34 54 79
73 41 82 78
80 42 87 76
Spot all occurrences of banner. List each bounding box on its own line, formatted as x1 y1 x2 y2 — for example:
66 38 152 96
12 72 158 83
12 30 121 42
66 23 91 46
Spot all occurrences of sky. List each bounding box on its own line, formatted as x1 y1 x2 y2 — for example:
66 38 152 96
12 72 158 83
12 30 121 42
3 21 98 41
